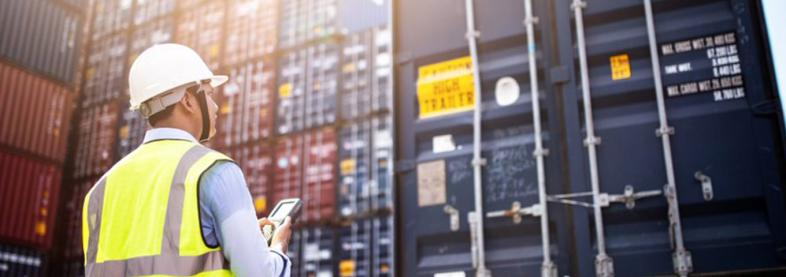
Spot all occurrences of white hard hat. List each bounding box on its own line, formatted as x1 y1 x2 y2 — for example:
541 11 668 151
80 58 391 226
128 43 227 115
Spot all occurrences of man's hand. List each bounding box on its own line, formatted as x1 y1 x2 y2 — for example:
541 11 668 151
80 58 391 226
258 217 292 254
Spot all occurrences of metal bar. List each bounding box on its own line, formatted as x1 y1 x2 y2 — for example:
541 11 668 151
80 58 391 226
571 0 614 275
463 0 489 275
642 0 692 276
523 0 555 276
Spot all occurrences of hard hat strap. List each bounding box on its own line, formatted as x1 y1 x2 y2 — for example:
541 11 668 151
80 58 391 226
196 86 211 143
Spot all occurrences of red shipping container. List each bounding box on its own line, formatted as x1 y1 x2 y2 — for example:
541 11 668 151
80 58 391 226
0 63 73 163
175 1 226 71
224 0 278 66
62 178 96 259
272 135 303 210
225 144 274 216
302 127 337 222
72 103 119 179
0 151 62 250
216 57 275 149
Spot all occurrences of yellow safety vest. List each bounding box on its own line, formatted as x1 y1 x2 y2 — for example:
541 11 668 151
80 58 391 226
82 140 234 276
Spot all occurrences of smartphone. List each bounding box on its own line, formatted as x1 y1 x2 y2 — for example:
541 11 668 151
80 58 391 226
262 198 302 245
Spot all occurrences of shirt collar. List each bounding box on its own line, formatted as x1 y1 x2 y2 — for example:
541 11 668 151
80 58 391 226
142 127 199 144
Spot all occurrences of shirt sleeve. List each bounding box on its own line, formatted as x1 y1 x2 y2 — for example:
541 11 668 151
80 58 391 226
199 161 291 277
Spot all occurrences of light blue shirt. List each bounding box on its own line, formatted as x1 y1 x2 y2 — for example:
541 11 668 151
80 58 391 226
142 128 290 277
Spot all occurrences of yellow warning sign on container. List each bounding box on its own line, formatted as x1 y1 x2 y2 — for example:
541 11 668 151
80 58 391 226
279 83 293 98
254 196 267 213
340 159 356 175
417 56 475 119
339 260 356 277
610 54 631 80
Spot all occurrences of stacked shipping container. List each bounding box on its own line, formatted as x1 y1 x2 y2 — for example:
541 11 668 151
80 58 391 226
0 1 83 271
53 0 394 276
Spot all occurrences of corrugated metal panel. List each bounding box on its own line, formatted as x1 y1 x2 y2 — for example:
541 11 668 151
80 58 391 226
279 0 338 49
0 244 47 276
90 0 132 41
0 0 82 84
339 121 372 217
128 17 175 67
302 127 337 223
117 108 147 158
337 0 389 34
0 151 61 250
133 0 175 26
371 216 394 277
216 57 276 148
288 230 303 277
224 0 278 67
72 103 119 179
305 42 339 130
82 34 128 107
175 1 226 71
341 27 392 121
338 220 372 277
558 0 786 275
62 178 95 259
226 144 274 216
273 134 303 205
277 49 307 135
300 227 336 277
369 117 393 213
0 62 73 163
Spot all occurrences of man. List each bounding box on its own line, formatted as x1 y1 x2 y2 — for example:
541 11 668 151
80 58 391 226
82 43 292 276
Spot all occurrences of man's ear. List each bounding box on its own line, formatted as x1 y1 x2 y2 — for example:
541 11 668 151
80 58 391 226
180 92 198 114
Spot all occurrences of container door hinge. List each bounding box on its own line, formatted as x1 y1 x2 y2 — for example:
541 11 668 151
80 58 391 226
444 205 460 231
595 253 614 277
694 171 713 201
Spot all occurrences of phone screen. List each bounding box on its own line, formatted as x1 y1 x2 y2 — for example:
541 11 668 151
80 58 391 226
270 202 295 221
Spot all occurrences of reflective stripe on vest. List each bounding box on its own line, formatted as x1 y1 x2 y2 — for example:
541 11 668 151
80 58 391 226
82 141 234 276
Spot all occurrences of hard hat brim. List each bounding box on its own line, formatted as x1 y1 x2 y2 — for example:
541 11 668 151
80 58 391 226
209 75 229 88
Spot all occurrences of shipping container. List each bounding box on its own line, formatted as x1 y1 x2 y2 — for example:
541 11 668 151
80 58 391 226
217 57 276 149
278 0 337 49
277 49 308 135
0 0 82 84
61 178 95 259
82 34 128 107
0 152 62 250
0 63 73 163
72 103 119 179
302 127 338 223
338 118 394 217
128 17 175 66
340 27 393 121
0 244 47 276
305 43 339 130
394 0 786 276
337 0 390 35
223 0 279 67
300 227 337 277
133 0 175 26
371 216 394 277
61 259 85 277
288 230 302 277
225 144 274 216
174 0 226 71
90 0 132 41
116 108 148 158
338 220 372 277
273 134 304 206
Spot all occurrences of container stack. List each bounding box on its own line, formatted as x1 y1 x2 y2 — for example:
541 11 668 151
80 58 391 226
0 0 85 275
56 0 394 276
